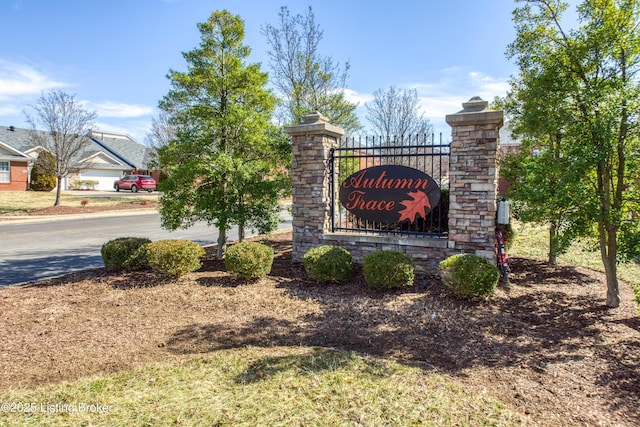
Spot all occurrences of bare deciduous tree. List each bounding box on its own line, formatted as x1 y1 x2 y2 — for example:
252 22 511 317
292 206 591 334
263 6 361 133
145 109 176 150
365 86 433 143
24 90 97 206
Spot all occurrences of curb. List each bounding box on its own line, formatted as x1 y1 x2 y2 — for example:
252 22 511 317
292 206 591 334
0 203 292 224
0 209 158 224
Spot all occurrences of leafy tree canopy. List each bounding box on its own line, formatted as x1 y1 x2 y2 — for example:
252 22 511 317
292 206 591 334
503 0 640 307
157 10 290 258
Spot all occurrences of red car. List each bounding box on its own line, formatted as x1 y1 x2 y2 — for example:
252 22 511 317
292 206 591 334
114 174 156 193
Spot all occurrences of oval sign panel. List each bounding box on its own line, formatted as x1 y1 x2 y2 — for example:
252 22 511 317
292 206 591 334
339 165 441 223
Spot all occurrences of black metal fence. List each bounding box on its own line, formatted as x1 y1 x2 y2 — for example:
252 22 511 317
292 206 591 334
329 133 450 237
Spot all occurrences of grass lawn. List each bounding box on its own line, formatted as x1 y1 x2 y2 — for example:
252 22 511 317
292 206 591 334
0 347 523 426
0 191 158 215
509 221 640 286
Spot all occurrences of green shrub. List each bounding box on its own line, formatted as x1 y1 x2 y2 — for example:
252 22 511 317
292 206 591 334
224 241 274 279
72 179 99 190
146 239 205 277
30 151 56 191
303 245 353 283
439 253 500 298
363 250 415 289
101 237 151 270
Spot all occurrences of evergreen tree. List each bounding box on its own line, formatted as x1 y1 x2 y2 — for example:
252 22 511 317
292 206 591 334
29 150 57 192
156 10 289 258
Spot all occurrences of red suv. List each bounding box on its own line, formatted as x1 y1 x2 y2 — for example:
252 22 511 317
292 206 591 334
114 175 156 193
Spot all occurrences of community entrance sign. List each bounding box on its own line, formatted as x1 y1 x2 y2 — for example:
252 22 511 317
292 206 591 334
339 165 441 224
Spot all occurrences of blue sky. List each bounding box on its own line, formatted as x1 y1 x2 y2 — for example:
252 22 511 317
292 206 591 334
0 0 521 142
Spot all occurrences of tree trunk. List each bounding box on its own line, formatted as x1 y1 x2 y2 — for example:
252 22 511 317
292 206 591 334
216 222 227 259
54 176 62 206
598 220 621 308
238 194 245 242
602 249 621 308
604 228 621 308
548 222 557 265
604 263 621 308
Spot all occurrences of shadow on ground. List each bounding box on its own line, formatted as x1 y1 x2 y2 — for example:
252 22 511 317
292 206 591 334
166 246 640 425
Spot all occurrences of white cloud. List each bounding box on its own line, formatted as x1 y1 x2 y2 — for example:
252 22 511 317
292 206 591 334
409 69 510 129
0 103 22 116
468 72 510 99
343 88 374 106
89 101 154 118
347 68 510 134
0 59 67 101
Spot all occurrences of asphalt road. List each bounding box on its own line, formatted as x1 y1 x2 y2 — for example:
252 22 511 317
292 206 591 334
0 210 292 287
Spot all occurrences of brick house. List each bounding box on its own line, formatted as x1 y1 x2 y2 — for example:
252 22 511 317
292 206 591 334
0 125 157 191
0 128 31 191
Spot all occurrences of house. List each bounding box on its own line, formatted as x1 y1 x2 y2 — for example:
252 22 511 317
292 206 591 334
0 125 156 191
0 127 31 190
79 130 157 190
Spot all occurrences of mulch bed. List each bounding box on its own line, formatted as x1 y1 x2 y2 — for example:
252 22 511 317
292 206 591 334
0 230 638 426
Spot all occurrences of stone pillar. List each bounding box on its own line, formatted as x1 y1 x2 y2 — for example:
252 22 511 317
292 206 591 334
285 112 345 261
445 96 504 263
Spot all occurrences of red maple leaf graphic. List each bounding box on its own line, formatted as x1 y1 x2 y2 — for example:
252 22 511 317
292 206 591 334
398 190 431 223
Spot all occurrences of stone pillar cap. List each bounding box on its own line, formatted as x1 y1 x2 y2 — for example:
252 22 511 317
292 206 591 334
286 111 344 138
460 96 489 113
445 96 503 127
301 111 330 124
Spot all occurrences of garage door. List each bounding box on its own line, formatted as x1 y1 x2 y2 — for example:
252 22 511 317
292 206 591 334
80 169 124 191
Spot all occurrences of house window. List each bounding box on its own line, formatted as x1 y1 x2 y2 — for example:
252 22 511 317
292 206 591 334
0 161 9 183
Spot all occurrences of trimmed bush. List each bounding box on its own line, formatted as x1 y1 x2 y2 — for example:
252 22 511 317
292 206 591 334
146 239 205 277
303 245 353 283
439 253 500 298
30 151 57 191
224 241 274 279
363 250 414 289
72 179 99 190
101 237 151 270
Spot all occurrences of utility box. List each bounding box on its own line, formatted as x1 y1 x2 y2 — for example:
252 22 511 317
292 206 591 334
497 199 510 225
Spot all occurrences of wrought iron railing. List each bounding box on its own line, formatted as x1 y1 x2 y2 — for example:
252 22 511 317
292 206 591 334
329 133 450 238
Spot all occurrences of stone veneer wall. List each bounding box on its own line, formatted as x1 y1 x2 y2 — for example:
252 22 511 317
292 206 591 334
286 98 503 273
321 233 449 274
285 112 344 260
445 96 504 264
